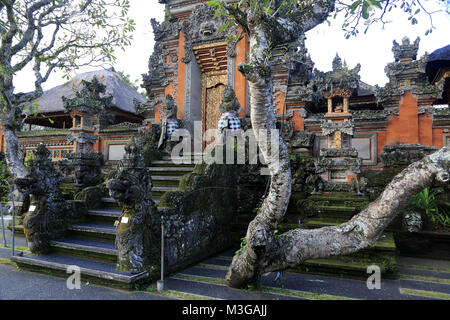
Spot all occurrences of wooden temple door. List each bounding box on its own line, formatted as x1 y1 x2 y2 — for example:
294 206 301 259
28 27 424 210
193 42 228 149
202 74 226 147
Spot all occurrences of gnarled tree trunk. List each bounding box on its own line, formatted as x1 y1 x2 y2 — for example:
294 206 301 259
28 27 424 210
224 21 292 287
221 0 450 288
3 125 27 179
228 148 449 288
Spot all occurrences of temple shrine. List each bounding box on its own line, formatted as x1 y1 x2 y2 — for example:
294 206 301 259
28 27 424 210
1 0 450 290
0 1 447 181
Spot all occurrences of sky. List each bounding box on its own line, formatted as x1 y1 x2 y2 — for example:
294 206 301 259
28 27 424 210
13 0 450 93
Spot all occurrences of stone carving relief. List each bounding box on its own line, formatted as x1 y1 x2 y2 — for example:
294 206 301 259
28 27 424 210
106 139 159 272
181 3 237 63
14 144 67 254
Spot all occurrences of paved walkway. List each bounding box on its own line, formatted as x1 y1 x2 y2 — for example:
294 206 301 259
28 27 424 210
0 247 173 300
162 250 450 300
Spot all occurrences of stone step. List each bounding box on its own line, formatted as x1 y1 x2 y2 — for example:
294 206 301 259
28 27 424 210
172 251 395 300
397 256 450 273
100 197 121 210
316 205 359 214
10 252 148 289
100 197 160 206
50 238 117 258
290 254 398 280
68 223 116 235
161 154 203 161
151 175 182 182
152 186 177 193
307 193 369 204
149 166 195 171
301 218 348 229
67 223 116 241
166 275 304 300
151 160 197 167
87 209 121 219
398 266 450 281
152 175 182 187
148 167 194 176
399 278 450 296
101 197 118 204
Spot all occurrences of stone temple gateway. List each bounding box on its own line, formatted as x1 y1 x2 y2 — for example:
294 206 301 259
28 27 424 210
0 0 449 288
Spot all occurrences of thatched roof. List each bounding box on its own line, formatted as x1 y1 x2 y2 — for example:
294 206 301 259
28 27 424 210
429 44 450 62
426 44 450 83
27 69 147 115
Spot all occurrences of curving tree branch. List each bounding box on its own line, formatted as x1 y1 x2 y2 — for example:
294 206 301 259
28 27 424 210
0 0 135 179
207 0 449 289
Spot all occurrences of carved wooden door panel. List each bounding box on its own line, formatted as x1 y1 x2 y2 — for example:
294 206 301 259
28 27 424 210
202 72 227 148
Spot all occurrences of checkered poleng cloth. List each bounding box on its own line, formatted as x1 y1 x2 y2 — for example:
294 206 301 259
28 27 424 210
218 113 241 133
166 119 179 137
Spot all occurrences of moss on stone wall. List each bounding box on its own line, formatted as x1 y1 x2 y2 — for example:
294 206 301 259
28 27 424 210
158 162 239 273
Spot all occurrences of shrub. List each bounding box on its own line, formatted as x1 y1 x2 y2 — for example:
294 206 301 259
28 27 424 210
410 188 449 229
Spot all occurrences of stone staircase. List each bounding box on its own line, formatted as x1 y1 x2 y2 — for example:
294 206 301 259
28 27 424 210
11 156 196 289
291 192 397 279
234 192 398 280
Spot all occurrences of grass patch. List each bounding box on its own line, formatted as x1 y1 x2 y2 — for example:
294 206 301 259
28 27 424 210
0 258 17 267
0 244 29 252
400 274 450 285
146 284 218 300
174 274 226 286
400 288 450 300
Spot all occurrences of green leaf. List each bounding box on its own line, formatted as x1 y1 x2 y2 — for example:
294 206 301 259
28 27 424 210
207 0 220 5
350 0 362 12
361 2 370 19
368 0 382 9
218 22 231 33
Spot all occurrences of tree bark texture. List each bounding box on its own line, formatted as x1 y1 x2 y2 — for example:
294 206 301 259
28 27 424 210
226 145 449 288
222 1 448 288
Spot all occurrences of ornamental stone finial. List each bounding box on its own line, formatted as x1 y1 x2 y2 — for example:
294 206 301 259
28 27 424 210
332 53 343 71
392 36 420 62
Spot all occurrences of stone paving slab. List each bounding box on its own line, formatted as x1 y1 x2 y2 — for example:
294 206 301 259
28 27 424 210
13 252 129 276
0 249 171 300
398 267 450 280
261 271 403 300
165 277 304 300
178 265 406 300
397 256 450 272
1 241 449 300
399 279 450 294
